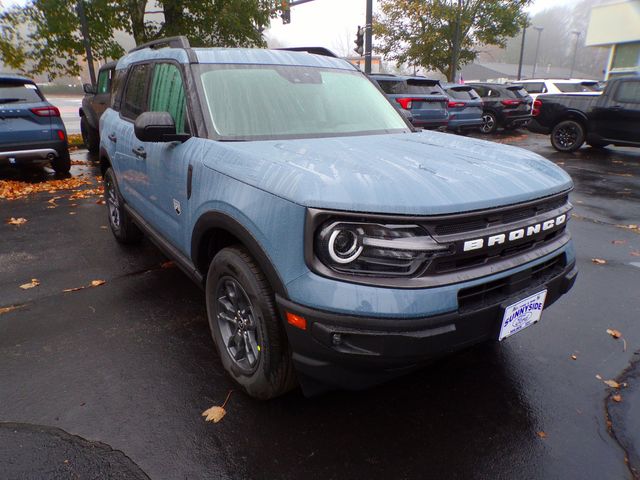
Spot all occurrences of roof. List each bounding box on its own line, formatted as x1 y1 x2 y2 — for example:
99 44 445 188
0 73 36 83
370 74 440 83
117 46 356 71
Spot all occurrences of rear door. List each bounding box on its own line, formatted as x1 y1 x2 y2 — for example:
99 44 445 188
115 62 152 215
0 79 54 146
597 79 640 143
142 61 195 251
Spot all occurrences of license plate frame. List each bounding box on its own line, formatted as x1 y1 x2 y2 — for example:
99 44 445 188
498 290 547 341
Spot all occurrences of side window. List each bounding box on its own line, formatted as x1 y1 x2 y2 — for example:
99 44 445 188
149 63 189 134
614 80 640 104
111 70 127 111
121 63 151 120
489 89 501 98
97 68 112 94
523 82 544 94
473 86 486 96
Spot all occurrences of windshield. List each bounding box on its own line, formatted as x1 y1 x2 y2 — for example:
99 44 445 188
0 81 43 103
197 64 409 141
553 82 599 93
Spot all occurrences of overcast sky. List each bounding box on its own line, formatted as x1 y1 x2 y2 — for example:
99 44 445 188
2 0 578 53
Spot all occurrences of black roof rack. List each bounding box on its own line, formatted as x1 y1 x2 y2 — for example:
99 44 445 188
276 47 338 58
129 36 191 53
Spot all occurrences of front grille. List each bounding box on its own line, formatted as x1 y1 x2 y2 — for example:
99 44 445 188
433 194 568 236
457 254 566 312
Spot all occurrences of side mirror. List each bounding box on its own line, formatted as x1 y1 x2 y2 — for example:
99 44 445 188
134 112 190 143
83 83 96 95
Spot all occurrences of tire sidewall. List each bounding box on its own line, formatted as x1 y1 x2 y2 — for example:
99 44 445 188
205 249 284 398
481 112 497 134
551 120 585 152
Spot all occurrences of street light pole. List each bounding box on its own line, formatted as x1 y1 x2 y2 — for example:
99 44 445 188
364 0 373 74
569 30 581 78
517 25 527 80
450 0 463 82
531 26 544 79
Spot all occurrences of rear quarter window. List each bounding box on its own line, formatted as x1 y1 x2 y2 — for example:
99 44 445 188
0 81 43 103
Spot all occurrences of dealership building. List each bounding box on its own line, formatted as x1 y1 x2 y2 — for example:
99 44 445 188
586 0 640 79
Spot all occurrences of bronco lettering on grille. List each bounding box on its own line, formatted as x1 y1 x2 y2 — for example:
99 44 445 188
463 214 567 252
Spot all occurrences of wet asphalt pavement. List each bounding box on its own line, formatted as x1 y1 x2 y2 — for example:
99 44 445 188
1 131 639 479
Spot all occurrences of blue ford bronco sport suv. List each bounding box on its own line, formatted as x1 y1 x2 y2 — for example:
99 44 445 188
100 37 577 399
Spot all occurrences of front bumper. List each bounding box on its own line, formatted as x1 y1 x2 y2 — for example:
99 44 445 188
278 254 577 394
0 139 68 167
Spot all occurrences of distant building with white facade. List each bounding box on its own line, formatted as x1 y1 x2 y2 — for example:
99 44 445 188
585 0 640 79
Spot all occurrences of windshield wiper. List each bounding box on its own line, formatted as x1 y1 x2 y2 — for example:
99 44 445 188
0 98 25 103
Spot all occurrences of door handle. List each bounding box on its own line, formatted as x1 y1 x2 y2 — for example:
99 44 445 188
132 146 147 159
107 133 117 143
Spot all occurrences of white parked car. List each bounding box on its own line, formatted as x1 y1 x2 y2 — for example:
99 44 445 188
515 79 601 100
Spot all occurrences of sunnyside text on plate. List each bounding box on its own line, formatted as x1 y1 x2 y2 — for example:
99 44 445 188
499 290 548 341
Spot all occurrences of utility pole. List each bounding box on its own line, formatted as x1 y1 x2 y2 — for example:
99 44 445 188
531 26 543 79
569 30 581 78
450 0 463 82
364 0 373 74
76 0 96 85
517 25 527 80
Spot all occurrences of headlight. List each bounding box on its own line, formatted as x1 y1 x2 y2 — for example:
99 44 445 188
316 221 450 277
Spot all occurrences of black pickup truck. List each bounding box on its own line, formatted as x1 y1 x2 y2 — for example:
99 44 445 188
528 75 640 152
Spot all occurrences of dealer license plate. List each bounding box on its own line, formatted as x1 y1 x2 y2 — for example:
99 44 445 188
498 290 547 341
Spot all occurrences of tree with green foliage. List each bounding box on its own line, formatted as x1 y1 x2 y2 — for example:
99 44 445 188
0 0 277 79
373 0 531 81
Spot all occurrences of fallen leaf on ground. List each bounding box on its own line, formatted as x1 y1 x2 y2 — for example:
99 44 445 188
6 217 27 225
606 328 622 339
69 212 76 215
0 177 93 200
570 354 577 360
604 380 621 389
631 251 640 257
611 240 627 245
161 261 175 269
90 280 106 287
202 390 233 423
0 304 24 315
96 199 106 205
537 431 547 438
596 374 603 380
202 406 226 423
63 286 85 292
612 394 622 402
100 226 108 230
591 258 607 265
19 279 39 289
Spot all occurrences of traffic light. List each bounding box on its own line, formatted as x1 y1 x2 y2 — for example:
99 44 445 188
354 26 364 56
281 0 290 24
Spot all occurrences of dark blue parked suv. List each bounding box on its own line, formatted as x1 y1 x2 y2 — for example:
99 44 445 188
100 38 577 399
0 74 70 173
370 74 449 129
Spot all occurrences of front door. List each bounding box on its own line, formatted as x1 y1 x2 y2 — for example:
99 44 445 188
141 62 195 253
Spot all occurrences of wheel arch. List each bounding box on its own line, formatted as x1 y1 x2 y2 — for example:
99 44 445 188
555 110 589 132
191 212 288 299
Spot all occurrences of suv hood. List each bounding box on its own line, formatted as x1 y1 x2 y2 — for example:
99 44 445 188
204 131 572 215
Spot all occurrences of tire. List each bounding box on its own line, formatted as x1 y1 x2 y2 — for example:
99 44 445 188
206 246 296 399
551 120 585 152
80 116 99 153
51 150 71 174
480 112 498 134
104 167 143 244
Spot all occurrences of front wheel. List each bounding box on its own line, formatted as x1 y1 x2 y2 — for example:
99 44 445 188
480 112 498 134
551 120 585 152
206 246 296 399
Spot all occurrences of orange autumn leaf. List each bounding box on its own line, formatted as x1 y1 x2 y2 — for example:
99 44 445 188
591 258 607 265
537 431 547 438
0 304 24 315
606 328 622 339
7 217 27 226
90 280 106 287
612 394 622 403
